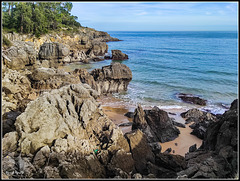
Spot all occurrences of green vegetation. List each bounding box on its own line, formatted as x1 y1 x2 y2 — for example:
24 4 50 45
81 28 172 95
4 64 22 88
2 2 81 37
2 35 12 47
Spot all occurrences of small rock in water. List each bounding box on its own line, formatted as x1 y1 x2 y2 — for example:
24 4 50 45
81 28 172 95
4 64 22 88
177 93 207 106
175 143 178 146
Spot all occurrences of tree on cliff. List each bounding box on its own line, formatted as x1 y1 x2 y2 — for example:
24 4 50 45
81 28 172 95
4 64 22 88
2 2 81 37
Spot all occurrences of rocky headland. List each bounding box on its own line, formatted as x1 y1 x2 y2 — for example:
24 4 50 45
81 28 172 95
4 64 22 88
1 28 238 179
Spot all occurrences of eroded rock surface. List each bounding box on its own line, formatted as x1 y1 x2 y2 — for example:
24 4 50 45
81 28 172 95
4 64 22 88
177 99 238 178
132 105 180 143
181 108 218 139
111 50 129 60
90 62 132 94
3 84 134 178
2 41 37 70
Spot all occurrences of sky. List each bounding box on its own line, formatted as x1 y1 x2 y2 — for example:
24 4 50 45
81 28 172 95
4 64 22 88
71 2 238 31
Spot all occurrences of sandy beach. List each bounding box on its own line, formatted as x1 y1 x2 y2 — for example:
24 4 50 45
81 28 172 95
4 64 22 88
98 95 202 157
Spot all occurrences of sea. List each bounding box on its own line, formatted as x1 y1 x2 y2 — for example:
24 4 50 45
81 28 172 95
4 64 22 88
63 31 238 115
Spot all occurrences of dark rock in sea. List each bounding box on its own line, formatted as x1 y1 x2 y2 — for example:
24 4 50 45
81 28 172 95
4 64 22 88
118 122 133 127
111 50 129 60
177 99 238 178
164 148 172 154
189 144 197 153
132 105 180 143
124 111 135 118
104 55 111 60
177 93 207 106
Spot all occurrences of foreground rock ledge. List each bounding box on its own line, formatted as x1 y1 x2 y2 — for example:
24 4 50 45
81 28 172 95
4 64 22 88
3 84 134 178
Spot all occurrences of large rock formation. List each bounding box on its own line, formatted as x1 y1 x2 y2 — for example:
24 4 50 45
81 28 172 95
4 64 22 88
177 99 238 178
2 84 134 178
90 62 132 94
28 67 80 91
125 129 155 174
38 42 70 60
2 41 37 70
132 105 180 143
181 108 218 139
2 67 36 114
111 50 129 60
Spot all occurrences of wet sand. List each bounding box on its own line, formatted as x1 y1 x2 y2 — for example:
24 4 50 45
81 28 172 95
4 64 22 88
98 95 202 156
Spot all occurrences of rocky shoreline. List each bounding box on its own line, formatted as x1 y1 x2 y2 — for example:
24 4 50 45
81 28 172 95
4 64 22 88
2 28 238 179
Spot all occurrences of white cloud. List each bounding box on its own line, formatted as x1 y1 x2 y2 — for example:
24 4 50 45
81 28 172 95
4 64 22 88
136 11 148 16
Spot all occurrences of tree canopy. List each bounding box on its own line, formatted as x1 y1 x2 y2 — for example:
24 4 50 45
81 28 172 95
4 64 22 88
2 2 81 37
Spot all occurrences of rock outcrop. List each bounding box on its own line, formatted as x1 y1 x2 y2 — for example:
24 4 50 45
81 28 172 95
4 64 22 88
177 93 207 106
2 41 37 70
90 62 132 94
111 50 129 60
181 108 218 139
2 67 36 114
125 129 155 174
132 105 180 143
28 67 80 91
38 42 70 60
2 84 135 178
177 99 238 178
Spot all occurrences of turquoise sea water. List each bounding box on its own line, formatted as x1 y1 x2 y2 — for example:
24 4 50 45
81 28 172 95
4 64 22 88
65 31 238 114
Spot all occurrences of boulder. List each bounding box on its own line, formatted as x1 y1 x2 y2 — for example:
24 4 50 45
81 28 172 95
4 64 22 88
38 42 70 60
177 93 207 106
73 68 97 90
2 132 19 155
172 119 186 128
125 129 155 174
144 106 180 143
90 62 132 94
111 50 129 60
29 67 80 90
181 108 218 139
2 41 37 70
2 68 35 114
92 42 108 56
132 105 180 143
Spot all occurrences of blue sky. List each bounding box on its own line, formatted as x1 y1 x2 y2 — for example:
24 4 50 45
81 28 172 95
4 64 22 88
71 2 238 31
